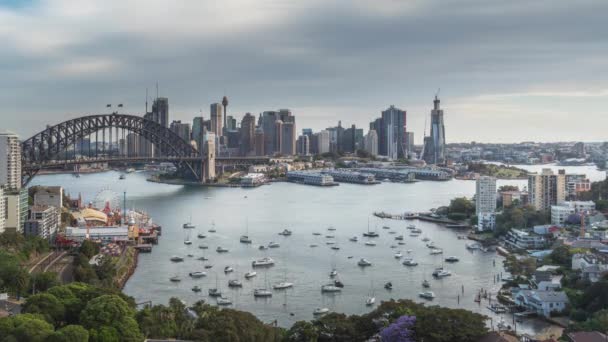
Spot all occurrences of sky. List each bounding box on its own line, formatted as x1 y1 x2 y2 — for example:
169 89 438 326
1 0 607 143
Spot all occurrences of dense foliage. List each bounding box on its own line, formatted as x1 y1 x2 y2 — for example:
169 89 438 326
467 163 528 179
447 197 475 221
494 204 548 237
579 178 608 211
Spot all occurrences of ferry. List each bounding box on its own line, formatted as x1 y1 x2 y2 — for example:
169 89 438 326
252 257 275 267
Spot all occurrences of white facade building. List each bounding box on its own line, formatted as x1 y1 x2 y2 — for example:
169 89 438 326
551 201 596 225
4 193 22 233
476 176 497 231
514 290 569 317
365 130 378 156
504 229 546 250
33 186 63 225
0 187 5 233
24 205 59 240
316 130 330 154
0 132 21 191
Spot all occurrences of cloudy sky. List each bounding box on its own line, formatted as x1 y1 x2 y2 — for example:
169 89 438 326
1 0 607 143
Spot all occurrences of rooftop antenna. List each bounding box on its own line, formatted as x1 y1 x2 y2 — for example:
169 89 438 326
145 88 148 113
156 82 159 100
435 88 441 98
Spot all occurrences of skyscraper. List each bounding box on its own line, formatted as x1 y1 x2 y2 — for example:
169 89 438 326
152 97 169 128
365 129 378 156
170 120 191 142
423 96 446 165
381 106 407 160
296 135 309 156
405 132 415 159
222 96 229 134
260 111 279 155
210 103 223 136
529 169 566 211
281 122 296 156
476 176 497 231
0 131 22 191
240 113 256 155
254 127 265 156
192 117 204 147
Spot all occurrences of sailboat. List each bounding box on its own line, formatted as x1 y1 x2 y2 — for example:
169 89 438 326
365 280 376 306
208 221 217 233
240 218 252 244
209 274 221 297
183 214 195 229
273 268 294 290
253 270 273 297
363 217 379 237
184 230 192 245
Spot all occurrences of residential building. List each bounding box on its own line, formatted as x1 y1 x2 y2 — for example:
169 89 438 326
551 201 596 225
210 103 223 137
4 191 25 233
0 187 5 233
240 113 256 156
24 205 59 240
529 168 566 211
170 120 191 142
372 106 407 159
281 122 296 156
315 130 330 154
514 290 569 317
296 135 309 156
32 186 63 225
422 96 446 164
365 129 378 156
504 229 546 250
203 132 216 181
565 174 591 200
0 132 21 191
476 176 497 231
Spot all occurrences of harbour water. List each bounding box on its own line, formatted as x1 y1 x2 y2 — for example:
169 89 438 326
31 164 605 333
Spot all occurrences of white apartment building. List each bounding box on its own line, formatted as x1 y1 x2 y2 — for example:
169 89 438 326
24 205 59 240
476 176 497 231
550 201 596 225
4 192 22 233
33 186 63 225
0 187 5 233
365 130 378 156
0 132 21 191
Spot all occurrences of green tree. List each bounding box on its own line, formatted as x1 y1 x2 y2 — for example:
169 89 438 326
448 197 475 218
30 271 60 293
79 240 99 259
22 293 66 325
547 245 571 267
80 295 143 342
284 321 318 342
0 313 54 342
47 325 90 342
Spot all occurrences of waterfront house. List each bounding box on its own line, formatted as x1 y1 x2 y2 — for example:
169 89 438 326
514 290 569 317
504 229 547 251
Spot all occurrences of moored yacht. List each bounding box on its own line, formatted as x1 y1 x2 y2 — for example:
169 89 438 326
273 282 294 290
191 285 202 292
224 266 234 273
445 256 459 262
189 271 207 278
253 288 273 297
349 236 358 242
313 307 330 315
419 291 435 299
208 288 221 297
365 296 376 306
402 258 418 266
430 249 443 255
228 279 243 287
432 267 452 278
170 276 181 282
321 284 342 292
216 247 229 253
217 297 232 306
252 257 275 267
244 271 257 279
395 235 404 241
268 242 280 248
240 235 252 244
170 256 184 262
279 229 292 236
364 240 376 246
357 258 372 267
394 251 403 259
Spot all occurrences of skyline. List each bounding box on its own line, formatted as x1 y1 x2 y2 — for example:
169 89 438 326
2 0 608 143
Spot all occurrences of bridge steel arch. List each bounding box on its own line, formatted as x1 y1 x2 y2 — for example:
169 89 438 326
21 114 202 186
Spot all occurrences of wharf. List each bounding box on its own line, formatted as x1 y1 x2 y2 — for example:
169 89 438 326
134 244 153 253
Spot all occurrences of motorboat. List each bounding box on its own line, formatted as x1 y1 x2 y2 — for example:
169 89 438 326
259 245 268 250
192 286 202 292
189 271 207 278
199 245 209 249
224 266 234 273
390 245 397 249
394 252 403 259
407 224 416 230
253 289 273 297
273 282 294 290
170 276 181 282
432 267 452 278
395 235 404 241
411 228 422 233
445 256 459 262
183 223 195 229
204 265 213 269
309 244 318 248
466 243 481 250
184 240 193 245
327 227 336 231
197 256 208 261
349 236 358 242
357 258 372 267
326 241 336 245
422 237 430 242
321 284 342 292
313 232 322 236
419 291 435 300
187 254 194 258
279 229 292 236
426 242 436 249
398 242 406 245
240 235 252 244
363 231 379 238
217 297 232 306
365 296 376 306
384 282 393 290
325 235 335 238
208 288 221 297
402 258 418 266
329 269 338 278
409 233 420 237
388 231 396 235
406 249 412 253
170 256 184 262
216 247 229 253
331 246 340 250
126 168 135 173
382 226 391 230
244 271 257 279
252 257 275 267
228 279 243 288
268 242 280 248
364 241 377 246
313 308 330 315
197 233 206 239
334 280 344 288
422 279 430 288
430 249 444 255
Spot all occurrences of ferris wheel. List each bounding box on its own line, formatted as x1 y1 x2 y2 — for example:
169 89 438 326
92 187 121 211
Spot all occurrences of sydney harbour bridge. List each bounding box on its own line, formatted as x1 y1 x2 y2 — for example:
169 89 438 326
20 113 269 186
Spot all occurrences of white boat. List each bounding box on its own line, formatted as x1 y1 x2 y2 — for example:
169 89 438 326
411 228 422 233
313 307 330 315
279 229 292 236
244 271 257 279
170 275 181 282
394 252 403 259
402 258 418 266
426 242 435 248
189 271 207 278
208 221 217 233
430 249 443 255
216 247 229 253
273 282 294 290
331 246 340 250
349 236 358 242
183 223 195 229
407 224 416 230
398 241 406 245
224 266 234 273
422 279 430 288
184 240 192 245
313 232 322 236
419 291 435 299
364 241 377 246
363 218 379 237
252 257 275 267
327 227 336 231
197 233 206 239
365 296 376 306
321 284 342 293
170 256 184 262
217 297 232 306
240 235 252 244
253 289 273 297
329 269 338 278
259 245 267 250
357 258 372 267
432 267 452 278
445 256 459 262
466 242 481 250
228 279 243 287
126 168 135 173
268 242 280 248
208 288 221 297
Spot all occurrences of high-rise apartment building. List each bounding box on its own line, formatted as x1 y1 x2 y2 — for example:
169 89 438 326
315 130 330 154
210 103 223 137
405 132 415 159
476 176 497 231
296 135 309 156
423 96 446 164
281 122 296 156
0 132 22 191
240 113 256 156
529 168 566 211
0 187 5 233
151 97 169 128
365 130 378 156
369 106 407 159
